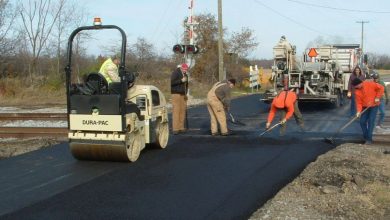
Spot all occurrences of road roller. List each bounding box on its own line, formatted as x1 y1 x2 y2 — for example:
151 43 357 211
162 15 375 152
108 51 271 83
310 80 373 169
64 20 169 162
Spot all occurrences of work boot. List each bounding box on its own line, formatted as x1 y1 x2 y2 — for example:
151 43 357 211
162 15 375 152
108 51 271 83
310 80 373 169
364 140 372 145
221 131 234 136
211 132 219 136
299 123 305 132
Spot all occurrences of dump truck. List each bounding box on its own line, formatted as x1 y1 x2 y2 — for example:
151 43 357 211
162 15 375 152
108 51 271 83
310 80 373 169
65 20 169 162
262 36 361 107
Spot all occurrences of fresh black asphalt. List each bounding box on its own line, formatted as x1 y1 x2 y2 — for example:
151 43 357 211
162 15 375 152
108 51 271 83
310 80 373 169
0 94 362 220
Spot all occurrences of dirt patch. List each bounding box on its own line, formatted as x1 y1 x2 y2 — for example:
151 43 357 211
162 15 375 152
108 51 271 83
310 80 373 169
0 138 64 159
250 143 390 220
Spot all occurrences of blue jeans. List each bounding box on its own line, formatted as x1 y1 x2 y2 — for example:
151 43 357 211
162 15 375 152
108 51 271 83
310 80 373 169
377 98 385 126
350 93 356 117
360 106 379 142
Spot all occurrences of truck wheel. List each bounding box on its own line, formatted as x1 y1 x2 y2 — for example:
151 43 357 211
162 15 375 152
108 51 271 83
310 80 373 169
126 131 144 162
155 120 169 149
333 91 341 108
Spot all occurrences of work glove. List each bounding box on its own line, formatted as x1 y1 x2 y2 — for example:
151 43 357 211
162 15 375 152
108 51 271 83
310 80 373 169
181 76 188 83
266 122 271 129
374 98 380 103
280 118 287 124
347 91 352 98
386 99 389 105
356 112 361 118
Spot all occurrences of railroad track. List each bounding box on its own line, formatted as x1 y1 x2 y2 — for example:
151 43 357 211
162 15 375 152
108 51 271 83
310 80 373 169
0 113 67 121
0 113 67 138
0 127 67 138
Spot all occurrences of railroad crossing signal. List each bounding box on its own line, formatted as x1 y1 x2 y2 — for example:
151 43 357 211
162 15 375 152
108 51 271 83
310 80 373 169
308 48 318 57
173 44 199 54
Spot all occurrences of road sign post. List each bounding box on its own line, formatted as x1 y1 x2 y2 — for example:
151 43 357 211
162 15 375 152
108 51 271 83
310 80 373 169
249 65 260 93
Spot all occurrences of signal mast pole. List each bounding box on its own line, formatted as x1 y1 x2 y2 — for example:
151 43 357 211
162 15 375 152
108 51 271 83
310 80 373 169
188 0 195 46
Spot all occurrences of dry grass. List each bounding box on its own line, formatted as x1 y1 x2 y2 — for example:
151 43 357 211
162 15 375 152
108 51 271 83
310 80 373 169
378 69 390 76
0 77 66 107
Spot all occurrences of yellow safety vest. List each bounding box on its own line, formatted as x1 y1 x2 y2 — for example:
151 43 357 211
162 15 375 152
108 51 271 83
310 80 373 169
99 58 119 84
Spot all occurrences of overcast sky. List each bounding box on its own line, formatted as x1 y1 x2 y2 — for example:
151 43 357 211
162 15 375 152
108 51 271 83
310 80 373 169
78 0 390 59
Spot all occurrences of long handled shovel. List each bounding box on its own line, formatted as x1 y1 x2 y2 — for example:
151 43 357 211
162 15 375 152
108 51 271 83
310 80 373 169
323 107 369 145
228 112 246 126
259 122 282 137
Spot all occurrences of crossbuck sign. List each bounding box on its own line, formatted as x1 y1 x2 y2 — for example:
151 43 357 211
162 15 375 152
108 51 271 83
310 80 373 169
249 65 260 92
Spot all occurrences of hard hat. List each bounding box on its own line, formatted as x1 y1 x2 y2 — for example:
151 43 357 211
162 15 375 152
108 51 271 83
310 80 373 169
351 78 363 86
180 63 189 71
370 71 379 79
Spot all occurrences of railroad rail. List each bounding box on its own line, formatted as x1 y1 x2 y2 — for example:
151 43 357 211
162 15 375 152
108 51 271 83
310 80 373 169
0 113 67 121
0 127 67 138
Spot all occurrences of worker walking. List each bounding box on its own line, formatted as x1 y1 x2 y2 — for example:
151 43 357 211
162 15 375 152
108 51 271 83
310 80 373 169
352 77 384 145
207 79 236 136
266 89 300 135
347 66 365 117
99 56 120 84
369 71 389 131
171 63 189 135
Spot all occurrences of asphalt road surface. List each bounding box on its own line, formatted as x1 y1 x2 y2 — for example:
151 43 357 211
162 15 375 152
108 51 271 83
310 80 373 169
0 94 363 220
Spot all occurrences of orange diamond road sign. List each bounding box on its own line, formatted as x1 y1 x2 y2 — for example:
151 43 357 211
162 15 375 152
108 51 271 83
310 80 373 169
308 48 318 57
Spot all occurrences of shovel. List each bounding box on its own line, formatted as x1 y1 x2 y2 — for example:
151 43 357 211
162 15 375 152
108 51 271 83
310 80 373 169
323 107 369 145
228 112 246 126
259 122 282 137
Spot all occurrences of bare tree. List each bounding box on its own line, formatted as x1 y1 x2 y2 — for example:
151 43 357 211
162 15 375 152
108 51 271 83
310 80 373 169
227 27 258 58
190 13 220 82
18 0 65 80
132 37 156 79
0 0 18 76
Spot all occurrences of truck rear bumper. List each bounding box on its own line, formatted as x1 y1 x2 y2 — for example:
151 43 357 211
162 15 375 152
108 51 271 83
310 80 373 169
261 93 339 103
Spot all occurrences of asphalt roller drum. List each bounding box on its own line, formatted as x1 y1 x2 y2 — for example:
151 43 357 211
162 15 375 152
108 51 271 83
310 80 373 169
70 131 145 162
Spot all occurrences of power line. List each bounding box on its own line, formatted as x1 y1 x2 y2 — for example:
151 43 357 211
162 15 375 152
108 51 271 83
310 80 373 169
287 0 390 14
253 0 330 36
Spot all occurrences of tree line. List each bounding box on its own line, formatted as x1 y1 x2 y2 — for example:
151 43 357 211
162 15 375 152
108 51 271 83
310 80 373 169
0 0 262 93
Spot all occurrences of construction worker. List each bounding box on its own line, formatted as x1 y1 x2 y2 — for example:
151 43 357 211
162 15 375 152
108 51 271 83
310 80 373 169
266 89 299 135
352 77 384 145
370 71 389 130
207 79 236 136
171 63 189 135
99 56 120 84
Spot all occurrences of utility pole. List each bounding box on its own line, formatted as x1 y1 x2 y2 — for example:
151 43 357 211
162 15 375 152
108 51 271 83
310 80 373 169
218 0 224 81
356 20 369 55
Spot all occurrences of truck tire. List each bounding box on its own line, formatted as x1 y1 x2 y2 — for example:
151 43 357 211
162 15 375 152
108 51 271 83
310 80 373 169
333 91 341 108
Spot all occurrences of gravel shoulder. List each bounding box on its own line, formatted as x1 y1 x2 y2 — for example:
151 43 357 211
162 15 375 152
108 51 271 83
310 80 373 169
250 143 390 220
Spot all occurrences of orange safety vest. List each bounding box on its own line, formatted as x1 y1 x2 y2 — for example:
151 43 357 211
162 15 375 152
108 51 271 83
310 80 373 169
355 81 384 112
267 90 297 123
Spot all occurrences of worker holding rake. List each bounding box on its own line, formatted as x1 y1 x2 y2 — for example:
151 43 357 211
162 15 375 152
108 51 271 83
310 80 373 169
266 88 301 135
352 77 384 145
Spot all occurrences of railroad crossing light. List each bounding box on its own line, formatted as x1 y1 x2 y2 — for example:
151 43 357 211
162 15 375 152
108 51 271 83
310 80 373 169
186 45 199 54
173 44 185 54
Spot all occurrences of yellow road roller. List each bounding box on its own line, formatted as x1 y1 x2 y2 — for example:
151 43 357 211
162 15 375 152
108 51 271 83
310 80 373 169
65 21 169 162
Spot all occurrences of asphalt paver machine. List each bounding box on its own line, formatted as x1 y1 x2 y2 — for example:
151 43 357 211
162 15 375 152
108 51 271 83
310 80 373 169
65 21 169 162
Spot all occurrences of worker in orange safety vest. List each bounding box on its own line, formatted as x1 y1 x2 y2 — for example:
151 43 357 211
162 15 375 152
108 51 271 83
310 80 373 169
266 89 303 135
